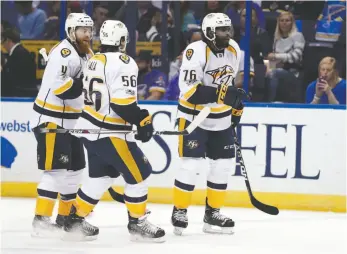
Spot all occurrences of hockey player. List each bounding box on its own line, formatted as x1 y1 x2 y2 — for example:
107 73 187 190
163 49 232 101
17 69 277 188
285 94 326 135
171 13 248 235
31 13 94 237
62 20 165 243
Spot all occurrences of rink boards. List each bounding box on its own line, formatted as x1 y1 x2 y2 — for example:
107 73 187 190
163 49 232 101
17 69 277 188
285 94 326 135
1 100 346 212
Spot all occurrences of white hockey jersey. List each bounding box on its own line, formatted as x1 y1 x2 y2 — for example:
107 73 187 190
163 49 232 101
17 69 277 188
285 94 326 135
177 39 241 131
32 39 93 129
80 52 139 141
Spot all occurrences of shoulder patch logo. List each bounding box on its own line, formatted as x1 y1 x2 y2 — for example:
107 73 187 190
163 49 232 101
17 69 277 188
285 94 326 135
186 49 194 60
61 48 71 58
119 54 130 64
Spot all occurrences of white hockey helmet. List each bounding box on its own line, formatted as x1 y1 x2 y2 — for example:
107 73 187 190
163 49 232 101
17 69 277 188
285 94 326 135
202 13 232 41
99 20 129 52
65 13 94 41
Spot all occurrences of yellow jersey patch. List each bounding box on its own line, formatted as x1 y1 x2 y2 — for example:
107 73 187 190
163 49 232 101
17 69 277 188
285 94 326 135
61 48 71 58
119 54 130 64
186 49 194 60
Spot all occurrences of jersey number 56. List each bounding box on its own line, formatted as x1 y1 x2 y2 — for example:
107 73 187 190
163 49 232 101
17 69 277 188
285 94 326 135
83 77 103 111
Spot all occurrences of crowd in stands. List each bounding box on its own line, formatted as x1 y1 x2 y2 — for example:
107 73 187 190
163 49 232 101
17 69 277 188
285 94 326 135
1 0 346 104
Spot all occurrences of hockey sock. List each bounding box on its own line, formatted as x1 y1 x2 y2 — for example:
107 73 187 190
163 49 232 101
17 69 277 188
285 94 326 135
206 181 227 209
58 193 77 216
173 180 195 209
74 189 99 217
124 180 149 218
125 194 147 218
35 189 58 217
206 159 230 209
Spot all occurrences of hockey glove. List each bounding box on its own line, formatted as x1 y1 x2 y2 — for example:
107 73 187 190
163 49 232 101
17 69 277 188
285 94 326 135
135 109 153 143
217 84 248 108
231 101 244 127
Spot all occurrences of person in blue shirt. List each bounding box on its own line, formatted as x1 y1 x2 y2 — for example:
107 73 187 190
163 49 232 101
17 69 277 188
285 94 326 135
306 57 346 105
163 73 180 101
136 50 167 100
15 1 47 39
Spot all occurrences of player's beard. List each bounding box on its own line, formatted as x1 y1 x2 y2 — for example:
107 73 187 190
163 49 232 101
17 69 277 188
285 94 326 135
215 36 230 49
76 38 91 54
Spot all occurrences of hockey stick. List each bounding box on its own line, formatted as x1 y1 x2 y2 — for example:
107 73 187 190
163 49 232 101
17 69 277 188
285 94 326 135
232 128 279 215
37 107 211 135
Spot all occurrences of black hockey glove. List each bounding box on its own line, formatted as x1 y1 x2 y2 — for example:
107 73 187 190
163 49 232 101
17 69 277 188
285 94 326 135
135 109 153 143
217 84 248 108
231 101 244 127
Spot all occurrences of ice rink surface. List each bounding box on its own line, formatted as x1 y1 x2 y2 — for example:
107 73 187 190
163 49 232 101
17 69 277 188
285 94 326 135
1 198 346 254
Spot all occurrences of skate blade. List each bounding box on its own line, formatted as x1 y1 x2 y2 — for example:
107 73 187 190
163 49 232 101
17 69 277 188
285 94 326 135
202 223 234 235
173 227 184 236
130 233 166 243
61 231 98 242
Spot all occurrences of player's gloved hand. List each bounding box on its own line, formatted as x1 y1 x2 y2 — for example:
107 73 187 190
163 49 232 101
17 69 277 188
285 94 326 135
231 101 244 128
67 74 84 98
135 109 153 143
217 84 249 108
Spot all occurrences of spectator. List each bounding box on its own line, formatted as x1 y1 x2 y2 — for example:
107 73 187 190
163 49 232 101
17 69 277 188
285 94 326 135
266 11 305 102
1 20 12 32
225 1 265 29
43 1 60 40
262 1 324 20
164 71 180 101
204 1 225 16
136 50 167 100
146 9 175 60
1 27 37 97
15 1 47 39
92 3 109 40
137 1 161 37
234 7 272 64
67 1 84 14
165 53 183 101
306 57 346 104
179 1 196 32
43 1 84 40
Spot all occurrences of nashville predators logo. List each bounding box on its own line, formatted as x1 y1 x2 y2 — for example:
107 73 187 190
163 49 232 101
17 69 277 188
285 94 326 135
185 49 194 60
119 54 130 64
206 65 234 86
186 140 199 149
60 48 71 58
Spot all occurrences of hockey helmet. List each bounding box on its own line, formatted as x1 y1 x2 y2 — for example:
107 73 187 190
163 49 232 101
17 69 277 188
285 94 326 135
99 20 129 53
202 13 233 42
65 13 94 42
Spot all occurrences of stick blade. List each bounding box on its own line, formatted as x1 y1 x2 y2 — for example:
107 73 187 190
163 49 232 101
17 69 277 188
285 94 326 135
251 197 279 215
185 107 211 134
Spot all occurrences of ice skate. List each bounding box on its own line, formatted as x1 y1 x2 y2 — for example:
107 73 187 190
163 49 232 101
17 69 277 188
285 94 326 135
203 201 234 235
171 206 188 236
128 213 165 243
62 207 99 241
31 215 62 238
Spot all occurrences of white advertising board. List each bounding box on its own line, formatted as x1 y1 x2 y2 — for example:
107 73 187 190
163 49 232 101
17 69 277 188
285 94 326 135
1 101 346 212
